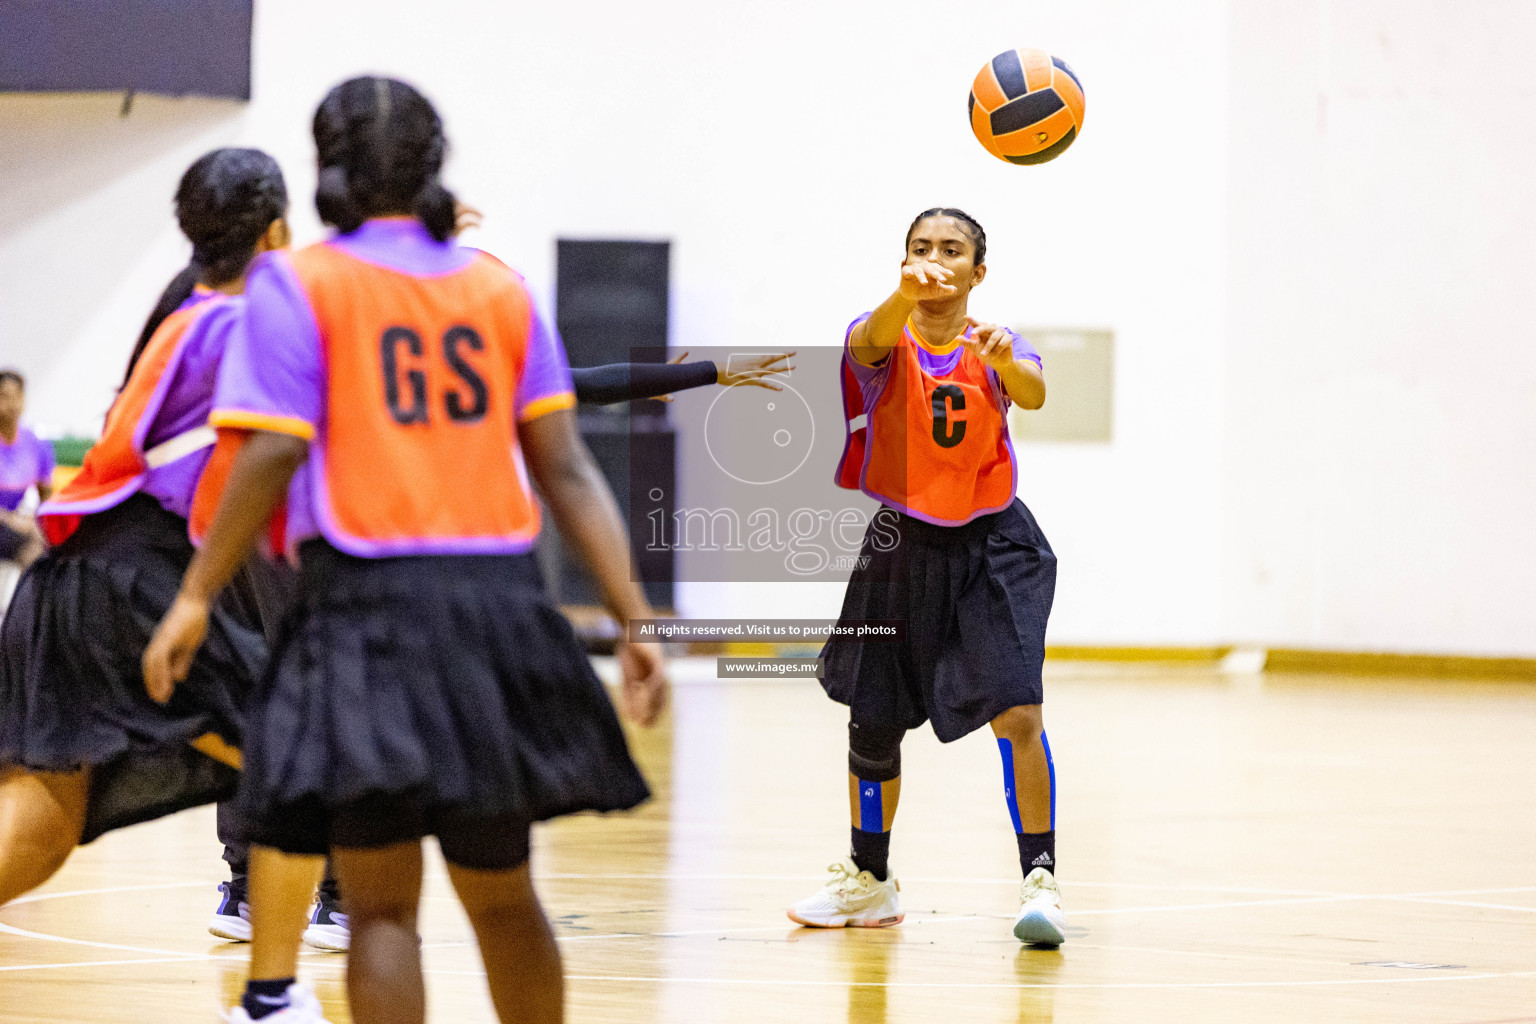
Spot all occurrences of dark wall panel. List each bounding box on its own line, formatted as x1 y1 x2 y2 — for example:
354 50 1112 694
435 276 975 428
556 239 669 369
0 1 253 100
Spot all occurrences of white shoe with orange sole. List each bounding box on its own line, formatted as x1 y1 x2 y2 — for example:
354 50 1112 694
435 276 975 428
787 860 903 928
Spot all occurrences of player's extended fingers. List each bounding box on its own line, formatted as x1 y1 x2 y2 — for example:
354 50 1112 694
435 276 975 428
169 642 198 689
142 644 172 704
623 657 668 727
646 676 670 722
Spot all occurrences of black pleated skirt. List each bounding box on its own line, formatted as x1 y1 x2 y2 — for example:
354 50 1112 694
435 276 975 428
820 499 1057 742
233 541 650 864
0 494 267 842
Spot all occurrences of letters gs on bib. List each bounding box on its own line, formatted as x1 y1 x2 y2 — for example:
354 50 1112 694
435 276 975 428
931 384 966 449
381 325 490 425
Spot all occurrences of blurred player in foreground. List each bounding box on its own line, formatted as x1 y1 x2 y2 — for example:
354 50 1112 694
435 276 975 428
145 76 667 1024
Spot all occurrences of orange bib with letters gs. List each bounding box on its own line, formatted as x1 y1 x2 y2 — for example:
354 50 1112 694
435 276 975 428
834 321 1016 526
292 244 542 550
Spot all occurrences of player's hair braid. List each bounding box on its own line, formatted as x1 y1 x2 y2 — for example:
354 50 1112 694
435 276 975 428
177 148 289 285
313 76 458 242
905 207 987 267
124 147 288 387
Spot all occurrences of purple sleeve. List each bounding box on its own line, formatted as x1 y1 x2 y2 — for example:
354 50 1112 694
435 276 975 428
842 312 888 388
514 297 576 421
986 331 1042 409
210 252 324 439
34 430 54 482
1012 331 1042 370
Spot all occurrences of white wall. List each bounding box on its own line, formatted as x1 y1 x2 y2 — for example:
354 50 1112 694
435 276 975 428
1 0 1527 654
0 94 249 432
1224 0 1536 655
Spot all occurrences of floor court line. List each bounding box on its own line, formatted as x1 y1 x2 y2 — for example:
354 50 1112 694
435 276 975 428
3 880 215 906
1064 941 1356 971
535 873 1536 902
0 920 221 959
534 872 1341 896
0 955 210 973
413 969 1536 991
1384 896 1536 914
6 880 1533 978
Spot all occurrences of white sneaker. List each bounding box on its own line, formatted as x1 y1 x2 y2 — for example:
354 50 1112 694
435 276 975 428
787 860 903 928
224 982 332 1023
1013 866 1066 945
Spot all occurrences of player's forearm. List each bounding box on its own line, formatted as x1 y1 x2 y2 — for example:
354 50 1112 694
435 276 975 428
572 361 718 405
539 455 653 625
999 359 1046 410
179 430 306 604
850 289 918 366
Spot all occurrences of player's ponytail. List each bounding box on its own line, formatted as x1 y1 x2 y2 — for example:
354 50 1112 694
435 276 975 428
906 207 987 267
124 262 202 387
312 76 458 243
123 147 288 387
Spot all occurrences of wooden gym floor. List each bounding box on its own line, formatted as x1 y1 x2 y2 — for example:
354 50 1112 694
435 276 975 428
2 659 1533 1023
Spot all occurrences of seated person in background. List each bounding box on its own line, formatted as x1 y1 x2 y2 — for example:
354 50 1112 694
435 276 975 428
0 370 54 570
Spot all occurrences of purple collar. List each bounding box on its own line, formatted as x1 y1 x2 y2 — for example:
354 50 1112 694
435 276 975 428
326 218 475 276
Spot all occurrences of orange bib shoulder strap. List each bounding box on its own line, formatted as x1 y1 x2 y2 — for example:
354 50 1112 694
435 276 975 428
39 297 220 544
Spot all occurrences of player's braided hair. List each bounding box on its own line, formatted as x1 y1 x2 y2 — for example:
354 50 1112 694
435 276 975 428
124 147 288 387
905 207 987 267
313 76 457 242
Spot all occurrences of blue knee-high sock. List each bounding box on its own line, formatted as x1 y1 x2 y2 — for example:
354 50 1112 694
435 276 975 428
999 734 1056 876
851 778 892 880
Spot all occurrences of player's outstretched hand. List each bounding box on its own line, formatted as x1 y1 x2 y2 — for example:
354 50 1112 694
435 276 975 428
719 352 794 390
962 316 1018 371
617 639 669 726
898 260 957 302
142 593 211 704
452 201 483 238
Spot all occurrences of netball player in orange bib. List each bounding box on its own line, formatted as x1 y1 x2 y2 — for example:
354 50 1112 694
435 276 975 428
788 208 1066 945
0 149 285 905
144 77 666 1024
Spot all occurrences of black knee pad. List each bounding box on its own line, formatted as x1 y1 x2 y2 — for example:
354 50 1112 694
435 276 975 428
848 722 903 782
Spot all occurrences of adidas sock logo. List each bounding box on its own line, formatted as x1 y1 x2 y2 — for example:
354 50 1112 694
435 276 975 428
1031 852 1054 867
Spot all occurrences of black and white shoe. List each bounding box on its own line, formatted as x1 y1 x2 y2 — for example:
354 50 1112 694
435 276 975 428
301 881 349 951
208 879 252 942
